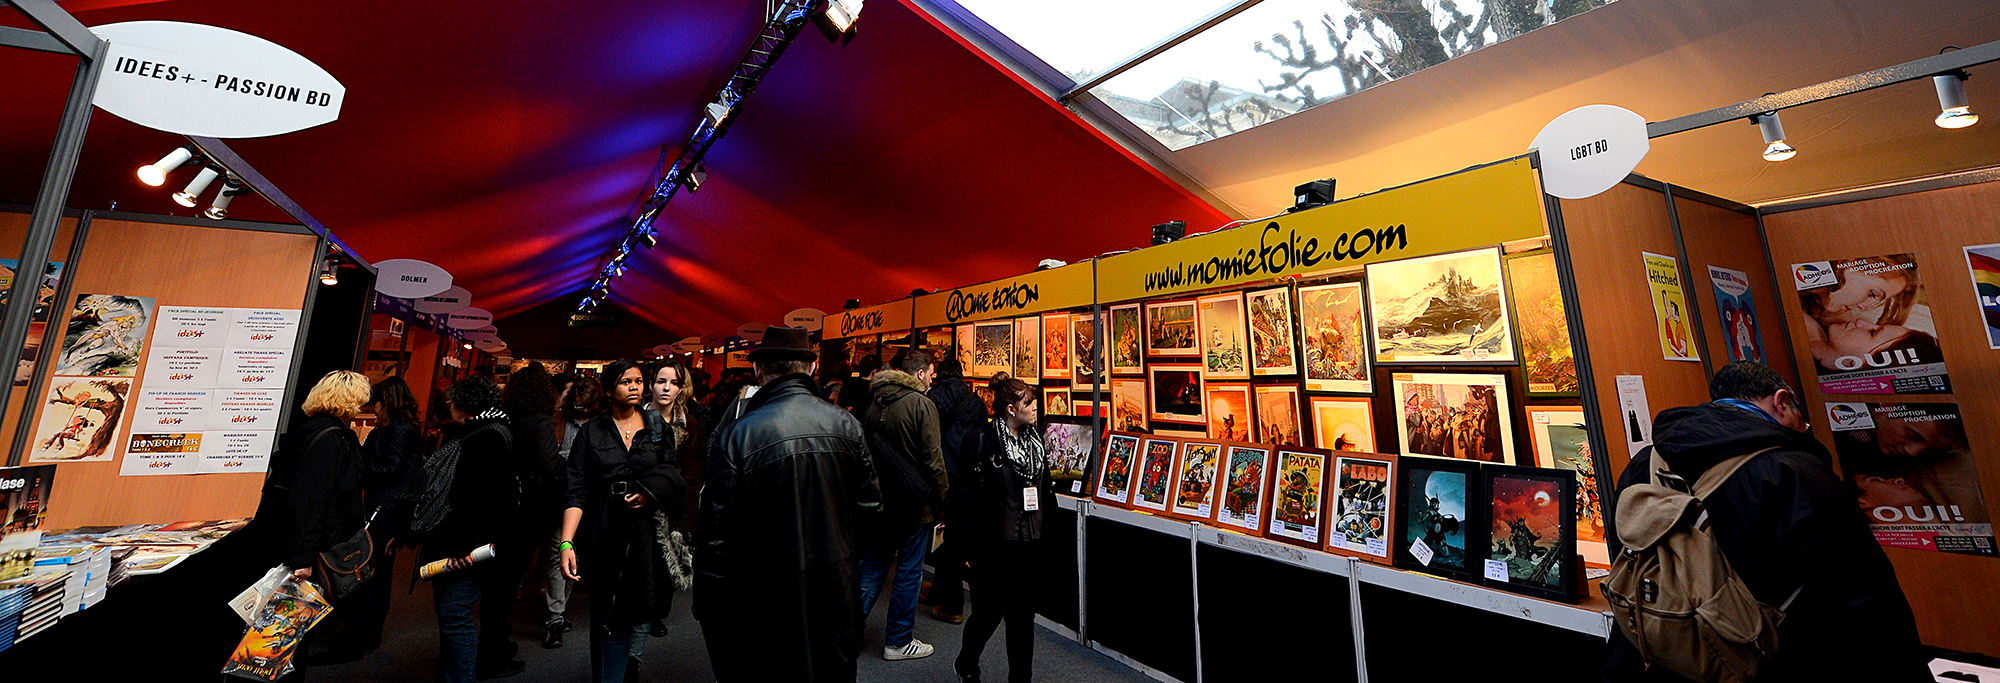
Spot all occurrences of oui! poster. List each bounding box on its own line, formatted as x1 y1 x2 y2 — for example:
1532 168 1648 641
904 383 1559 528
1827 402 1995 556
1792 254 1950 394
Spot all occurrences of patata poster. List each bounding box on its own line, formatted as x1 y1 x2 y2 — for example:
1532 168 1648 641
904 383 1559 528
1643 253 1698 362
1793 254 1951 394
1707 265 1765 364
1828 402 1994 556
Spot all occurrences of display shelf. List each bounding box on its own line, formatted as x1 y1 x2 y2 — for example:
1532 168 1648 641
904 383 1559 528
1191 524 1351 577
1352 561 1610 637
1084 500 1193 538
1056 492 1084 511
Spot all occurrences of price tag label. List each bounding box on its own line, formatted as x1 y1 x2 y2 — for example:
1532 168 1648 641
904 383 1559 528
1070 480 1083 494
1484 559 1511 582
1410 538 1435 566
1023 487 1040 511
1366 537 1388 558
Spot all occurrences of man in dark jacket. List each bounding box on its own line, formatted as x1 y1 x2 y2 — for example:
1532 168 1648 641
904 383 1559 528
421 376 525 681
1604 361 1925 681
856 350 949 661
697 326 882 682
923 356 986 622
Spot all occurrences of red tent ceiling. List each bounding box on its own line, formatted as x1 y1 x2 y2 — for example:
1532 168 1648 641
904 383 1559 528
2 0 1229 340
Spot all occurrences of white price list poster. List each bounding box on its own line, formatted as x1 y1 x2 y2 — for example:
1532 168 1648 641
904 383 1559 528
122 307 299 476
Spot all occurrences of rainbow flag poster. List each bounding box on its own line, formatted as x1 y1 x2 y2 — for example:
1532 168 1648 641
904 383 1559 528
1966 244 2000 349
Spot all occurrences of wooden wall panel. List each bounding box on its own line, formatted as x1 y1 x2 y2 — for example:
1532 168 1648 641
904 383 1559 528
1674 196 1801 388
1764 182 2000 655
0 211 81 454
404 326 440 422
27 218 318 528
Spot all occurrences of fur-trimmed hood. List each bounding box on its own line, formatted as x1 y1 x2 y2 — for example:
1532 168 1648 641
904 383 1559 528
869 369 927 403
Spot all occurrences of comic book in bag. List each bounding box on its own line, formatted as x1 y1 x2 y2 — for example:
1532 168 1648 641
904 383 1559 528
221 576 332 681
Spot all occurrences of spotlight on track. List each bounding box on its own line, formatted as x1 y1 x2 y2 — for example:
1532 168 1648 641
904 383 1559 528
319 260 339 286
174 165 223 207
1750 112 1795 162
138 146 200 187
813 0 862 42
1151 220 1187 246
204 176 249 220
638 230 658 249
687 164 707 193
703 97 732 130
1934 71 1979 129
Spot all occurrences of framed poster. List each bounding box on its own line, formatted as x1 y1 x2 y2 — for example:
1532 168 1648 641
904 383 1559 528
1109 378 1149 432
1526 406 1607 565
1131 437 1180 513
922 326 954 358
1041 313 1072 380
1507 252 1579 396
1205 383 1255 441
1265 447 1329 548
1014 316 1041 383
1044 415 1097 489
1043 387 1073 417
954 326 978 377
1144 300 1198 357
1366 247 1516 364
1481 464 1578 602
1253 384 1302 446
1214 444 1272 534
1966 243 2000 349
1196 292 1250 379
1391 372 1515 464
1147 364 1204 424
1094 432 1142 506
1247 287 1299 376
970 320 1014 379
1328 452 1397 564
1297 282 1370 393
1395 457 1485 581
1108 303 1143 375
1072 313 1103 389
1794 253 1951 394
1168 440 1224 521
1309 395 1376 452
1074 400 1100 418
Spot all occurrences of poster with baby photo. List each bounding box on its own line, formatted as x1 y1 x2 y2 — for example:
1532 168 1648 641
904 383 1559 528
1791 255 1950 395
1827 402 1994 557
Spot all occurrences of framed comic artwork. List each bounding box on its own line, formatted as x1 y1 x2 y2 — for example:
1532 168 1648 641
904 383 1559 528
1042 387 1073 417
1205 383 1255 441
1144 300 1198 357
1074 400 1100 417
1480 464 1578 602
1297 281 1371 393
1254 385 1303 447
922 326 954 359
1044 416 1097 493
1390 372 1516 464
1072 312 1104 389
1108 303 1144 375
1395 457 1485 582
1130 436 1181 513
1327 451 1397 565
849 334 880 371
1109 378 1148 433
1094 432 1142 507
970 320 1015 379
955 325 979 378
1264 447 1330 548
1507 251 1579 396
1147 364 1204 425
1309 395 1376 453
1247 286 1299 376
1213 444 1273 534
1014 315 1041 383
1526 406 1606 566
1041 312 1072 380
1168 440 1225 521
1366 247 1517 364
1197 292 1251 379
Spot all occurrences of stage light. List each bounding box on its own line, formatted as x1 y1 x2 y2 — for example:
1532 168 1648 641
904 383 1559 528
463 343 474 350
173 165 223 207
1292 178 1336 212
813 0 861 40
1751 112 1795 162
204 176 248 220
639 230 658 249
704 99 731 130
688 164 707 193
319 260 339 286
1934 71 1978 129
1151 220 1187 246
138 146 197 187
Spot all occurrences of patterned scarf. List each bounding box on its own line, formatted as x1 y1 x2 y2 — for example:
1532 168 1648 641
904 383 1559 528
994 417 1045 479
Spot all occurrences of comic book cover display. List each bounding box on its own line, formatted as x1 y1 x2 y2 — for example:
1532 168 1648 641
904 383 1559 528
1253 385 1302 446
1266 448 1327 546
1965 243 2000 349
1329 454 1395 564
1391 372 1515 464
1109 303 1143 374
1297 282 1370 393
1792 253 1951 394
28 376 131 463
1014 316 1041 381
1042 313 1072 380
1481 465 1577 601
0 465 55 580
1828 402 1995 556
1309 395 1375 452
1072 313 1103 389
1367 248 1516 364
1131 437 1179 512
3 260 64 387
1396 458 1483 580
1169 441 1224 520
1644 252 1700 362
1527 407 1607 565
222 577 333 681
1145 300 1198 357
1043 416 1097 485
1110 378 1148 433
972 320 1015 379
1205 383 1254 441
1095 433 1142 506
1197 292 1250 379
1215 445 1272 533
1147 364 1203 424
1507 252 1579 395
56 293 155 377
1246 287 1298 376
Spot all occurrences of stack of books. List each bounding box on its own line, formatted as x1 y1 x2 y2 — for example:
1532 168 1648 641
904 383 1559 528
0 586 25 652
9 569 68 644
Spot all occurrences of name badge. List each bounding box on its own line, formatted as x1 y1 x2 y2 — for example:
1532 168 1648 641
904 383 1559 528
1022 486 1040 511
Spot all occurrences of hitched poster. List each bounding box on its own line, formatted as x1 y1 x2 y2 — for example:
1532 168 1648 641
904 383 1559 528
1792 254 1950 394
1827 402 1994 556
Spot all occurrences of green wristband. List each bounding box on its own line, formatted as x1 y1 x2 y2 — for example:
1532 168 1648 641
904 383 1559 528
558 540 574 551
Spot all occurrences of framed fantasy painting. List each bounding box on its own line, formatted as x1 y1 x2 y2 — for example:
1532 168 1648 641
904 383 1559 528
954 325 979 378
1147 364 1204 425
1145 299 1198 357
970 320 1015 379
1296 281 1371 393
1366 247 1516 364
1044 415 1097 491
1013 315 1041 383
1327 451 1397 565
1526 406 1606 565
1247 286 1299 376
1168 440 1225 521
1309 395 1376 453
1130 436 1180 513
1213 443 1272 534
1041 312 1072 380
1253 384 1302 447
1042 387 1073 417
1507 251 1579 396
1072 312 1104 389
1109 378 1149 433
1264 447 1330 548
1390 372 1516 464
1094 432 1142 507
1196 292 1250 380
1480 464 1578 602
1108 303 1144 375
1395 457 1485 582
1205 383 1255 442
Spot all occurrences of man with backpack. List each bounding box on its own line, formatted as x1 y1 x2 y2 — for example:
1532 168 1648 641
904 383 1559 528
856 349 950 662
1603 361 1925 682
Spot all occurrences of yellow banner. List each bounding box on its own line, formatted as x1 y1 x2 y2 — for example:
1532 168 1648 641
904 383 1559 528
914 262 1095 327
825 299 914 339
1096 157 1548 303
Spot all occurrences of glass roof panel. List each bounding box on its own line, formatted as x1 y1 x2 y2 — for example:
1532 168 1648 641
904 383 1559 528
953 0 1250 84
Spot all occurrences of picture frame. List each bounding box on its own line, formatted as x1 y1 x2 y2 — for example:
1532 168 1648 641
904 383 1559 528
1109 378 1148 433
1074 399 1100 418
1390 371 1516 464
1144 300 1199 357
1108 303 1144 375
1395 457 1485 581
1507 251 1579 396
1168 440 1225 521
1213 443 1273 534
955 325 979 378
1297 281 1372 394
1253 384 1303 446
1131 436 1181 513
1309 395 1376 452
849 334 880 371
970 320 1015 379
1327 451 1398 565
1042 387 1073 417
921 326 955 361
1366 247 1517 365
1094 432 1142 507
1480 464 1579 602
1204 383 1255 442
1014 315 1041 383
1147 364 1204 424
1072 312 1103 389
1196 292 1251 379
1044 415 1098 493
1041 312 1072 380
1526 406 1606 566
1247 286 1299 376
1265 446 1330 548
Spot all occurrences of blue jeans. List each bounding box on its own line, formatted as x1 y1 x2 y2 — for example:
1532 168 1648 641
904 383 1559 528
590 624 650 683
431 569 481 683
858 524 931 647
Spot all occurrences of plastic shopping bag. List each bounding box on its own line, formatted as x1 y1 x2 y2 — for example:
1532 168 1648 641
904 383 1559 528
227 565 294 624
221 574 332 681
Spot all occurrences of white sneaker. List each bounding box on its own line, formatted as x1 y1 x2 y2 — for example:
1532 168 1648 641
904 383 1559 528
884 639 935 661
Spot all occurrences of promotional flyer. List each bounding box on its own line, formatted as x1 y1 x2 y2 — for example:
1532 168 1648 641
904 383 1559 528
1707 265 1765 363
1793 254 1951 394
1827 402 1995 556
1643 253 1697 362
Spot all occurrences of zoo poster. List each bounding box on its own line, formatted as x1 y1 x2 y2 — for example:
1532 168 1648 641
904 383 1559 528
1963 243 2000 349
1792 254 1951 394
1826 402 1994 556
1707 265 1765 363
1643 253 1698 362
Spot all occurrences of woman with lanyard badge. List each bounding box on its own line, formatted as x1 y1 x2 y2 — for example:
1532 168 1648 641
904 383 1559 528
952 377 1052 683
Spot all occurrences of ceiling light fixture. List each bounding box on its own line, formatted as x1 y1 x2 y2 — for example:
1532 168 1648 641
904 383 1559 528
319 260 339 286
813 0 862 41
138 146 200 187
1934 71 1979 129
204 175 249 220
703 98 732 130
1750 112 1795 162
173 165 223 207
1151 220 1187 245
639 230 658 249
687 164 707 193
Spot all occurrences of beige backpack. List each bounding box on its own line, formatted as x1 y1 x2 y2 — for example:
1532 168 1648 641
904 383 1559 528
1602 447 1802 682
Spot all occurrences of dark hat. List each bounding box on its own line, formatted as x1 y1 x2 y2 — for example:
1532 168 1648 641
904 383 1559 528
747 325 817 362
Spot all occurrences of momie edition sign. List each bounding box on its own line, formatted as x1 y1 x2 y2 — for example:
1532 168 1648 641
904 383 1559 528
91 21 345 138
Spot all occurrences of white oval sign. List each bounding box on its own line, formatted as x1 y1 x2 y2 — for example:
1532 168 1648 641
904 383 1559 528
701 332 728 350
446 307 493 330
672 337 704 354
372 259 452 299
784 308 826 332
413 286 471 314
474 338 505 351
90 21 345 139
737 323 768 344
1530 104 1650 200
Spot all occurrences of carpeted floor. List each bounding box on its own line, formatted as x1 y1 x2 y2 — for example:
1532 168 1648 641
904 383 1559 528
309 551 1150 683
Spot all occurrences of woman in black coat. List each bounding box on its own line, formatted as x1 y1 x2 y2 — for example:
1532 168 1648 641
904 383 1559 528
316 375 424 662
924 356 987 621
558 360 686 683
952 377 1052 683
423 375 522 681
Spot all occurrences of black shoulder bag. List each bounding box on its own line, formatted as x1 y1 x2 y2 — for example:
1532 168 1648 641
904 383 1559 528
290 426 376 600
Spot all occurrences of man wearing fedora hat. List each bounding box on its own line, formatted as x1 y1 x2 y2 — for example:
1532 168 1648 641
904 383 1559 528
696 325 882 682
